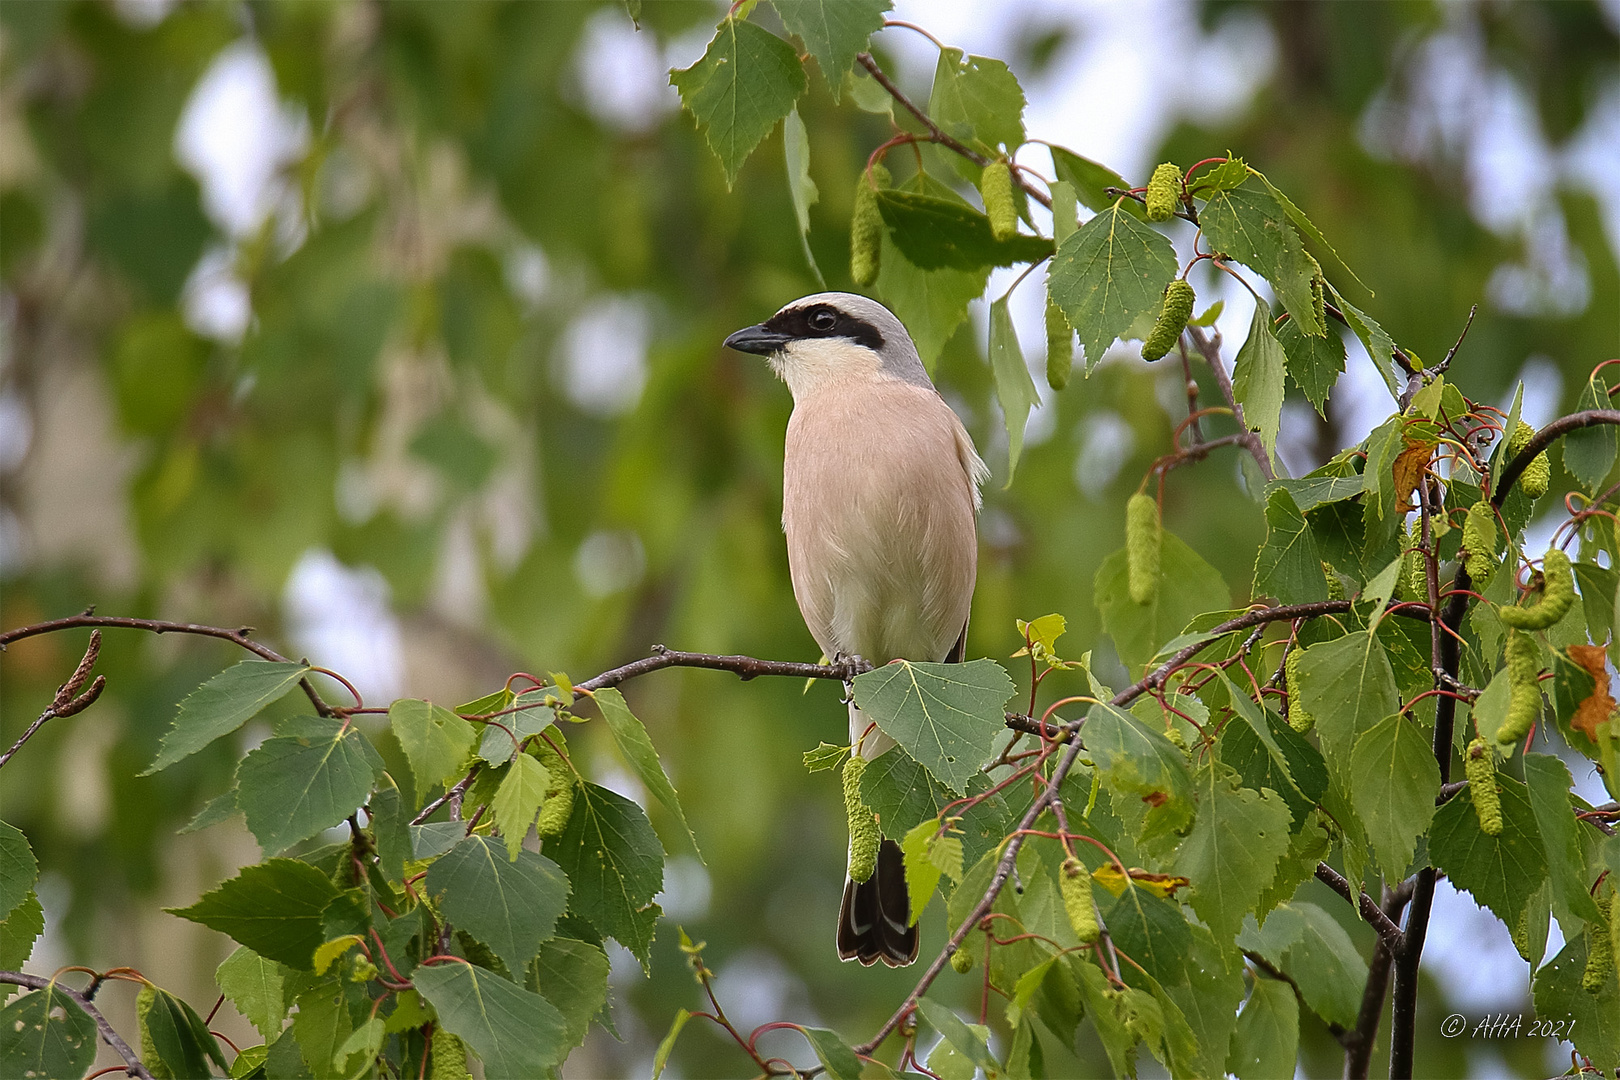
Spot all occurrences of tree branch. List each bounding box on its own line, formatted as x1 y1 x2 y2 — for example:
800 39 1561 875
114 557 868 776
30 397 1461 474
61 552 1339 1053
0 613 336 717
1494 409 1620 503
855 52 1052 210
0 971 153 1079
1184 323 1275 482
1313 862 1405 955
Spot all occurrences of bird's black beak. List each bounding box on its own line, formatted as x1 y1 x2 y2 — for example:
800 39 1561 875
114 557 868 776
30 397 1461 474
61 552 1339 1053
723 324 793 355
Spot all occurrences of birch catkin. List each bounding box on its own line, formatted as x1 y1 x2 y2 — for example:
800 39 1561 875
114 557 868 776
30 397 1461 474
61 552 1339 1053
1462 500 1498 584
1046 297 1073 391
1506 420 1550 498
1497 549 1574 630
1285 647 1314 733
534 742 574 838
1465 737 1502 836
1061 858 1100 944
1141 280 1195 362
981 161 1017 241
1144 162 1181 222
1498 630 1542 748
1126 493 1161 605
849 164 890 287
843 755 879 883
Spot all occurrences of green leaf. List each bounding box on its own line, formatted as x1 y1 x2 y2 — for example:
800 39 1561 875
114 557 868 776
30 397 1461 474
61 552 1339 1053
529 937 610 1053
1094 528 1230 668
1294 631 1399 785
1048 202 1178 370
415 959 569 1079
670 17 806 189
592 687 701 858
851 658 1016 794
1218 704 1325 829
990 294 1041 483
1083 703 1194 843
1429 773 1547 928
772 0 888 96
1104 887 1193 986
1250 167 1372 297
1232 303 1286 458
901 820 945 927
291 981 353 1078
411 821 464 860
1277 313 1345 417
1254 814 1331 922
142 984 229 1078
235 716 380 855
1191 157 1250 193
873 233 989 372
1227 976 1298 1080
548 781 663 963
801 1027 863 1080
489 753 551 861
1072 957 1155 1078
1253 487 1328 605
370 775 411 881
861 751 1011 870
916 999 998 1074
144 660 310 774
875 188 1051 272
168 858 342 970
1275 474 1363 512
802 742 846 772
1330 290 1401 397
389 699 477 802
781 106 824 286
181 787 240 834
1532 933 1620 1065
1237 901 1368 1028
333 1017 385 1074
1564 373 1617 492
653 1008 691 1080
0 986 96 1080
475 690 555 766
928 47 1025 154
1348 713 1438 878
0 821 37 921
425 835 569 977
1159 924 1246 1080
217 946 287 1042
1200 183 1323 337
1523 753 1603 930
0 891 44 970
1049 146 1136 215
1172 761 1291 943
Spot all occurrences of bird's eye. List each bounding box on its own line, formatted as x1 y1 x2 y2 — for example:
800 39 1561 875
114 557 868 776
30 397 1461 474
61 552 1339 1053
809 310 837 332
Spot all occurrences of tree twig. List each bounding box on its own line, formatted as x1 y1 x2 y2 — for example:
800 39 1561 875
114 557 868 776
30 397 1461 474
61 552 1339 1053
855 52 1052 211
1313 863 1405 955
0 970 154 1079
1183 323 1274 482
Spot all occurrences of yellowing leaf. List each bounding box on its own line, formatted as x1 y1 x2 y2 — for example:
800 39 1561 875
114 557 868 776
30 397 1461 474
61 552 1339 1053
313 934 364 976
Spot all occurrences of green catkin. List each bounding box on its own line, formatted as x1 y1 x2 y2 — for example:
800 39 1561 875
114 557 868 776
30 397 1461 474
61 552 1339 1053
1061 858 1101 944
431 1030 472 1080
1510 903 1532 960
981 162 1017 241
843 756 880 884
1125 493 1161 605
1046 298 1073 391
1584 891 1614 994
1401 521 1427 601
136 985 174 1079
1609 886 1620 986
1465 737 1503 836
1285 647 1314 733
1506 420 1551 498
1141 279 1195 361
1322 562 1345 601
534 743 574 838
951 939 975 973
1498 549 1575 630
1498 629 1542 748
1144 162 1181 222
849 163 890 287
1462 500 1498 584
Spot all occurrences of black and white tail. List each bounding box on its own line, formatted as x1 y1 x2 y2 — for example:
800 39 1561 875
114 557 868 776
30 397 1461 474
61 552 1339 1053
836 838 918 967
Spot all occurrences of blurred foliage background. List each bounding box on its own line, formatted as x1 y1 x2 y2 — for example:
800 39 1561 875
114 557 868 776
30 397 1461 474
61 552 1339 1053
1 1 1615 1076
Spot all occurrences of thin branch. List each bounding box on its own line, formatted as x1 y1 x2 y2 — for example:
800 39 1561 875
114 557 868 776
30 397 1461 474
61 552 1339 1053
1184 323 1274 482
1244 951 1347 1042
1313 863 1405 955
0 971 153 1079
574 646 868 694
0 613 336 717
0 705 58 770
854 53 1052 211
1495 409 1620 503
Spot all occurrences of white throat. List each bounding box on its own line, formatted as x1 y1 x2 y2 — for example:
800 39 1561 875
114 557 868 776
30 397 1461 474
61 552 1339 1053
769 338 888 400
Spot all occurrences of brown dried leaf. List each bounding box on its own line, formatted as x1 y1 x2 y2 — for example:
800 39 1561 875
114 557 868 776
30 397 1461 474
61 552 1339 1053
1566 643 1614 741
1391 436 1436 513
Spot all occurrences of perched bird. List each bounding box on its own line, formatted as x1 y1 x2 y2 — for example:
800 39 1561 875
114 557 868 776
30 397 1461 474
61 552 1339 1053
724 293 987 967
